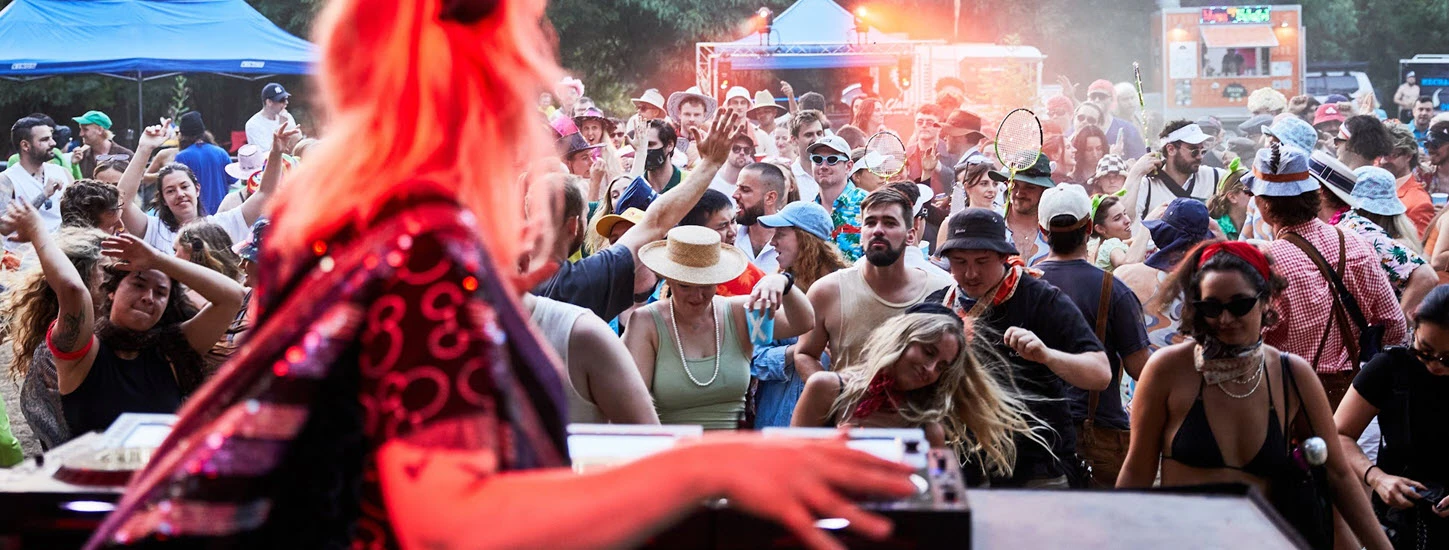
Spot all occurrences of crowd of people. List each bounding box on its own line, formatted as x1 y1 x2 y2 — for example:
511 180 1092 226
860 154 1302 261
0 0 1448 548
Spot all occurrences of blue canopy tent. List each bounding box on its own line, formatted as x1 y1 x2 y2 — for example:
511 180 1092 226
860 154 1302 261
694 0 939 92
0 0 316 125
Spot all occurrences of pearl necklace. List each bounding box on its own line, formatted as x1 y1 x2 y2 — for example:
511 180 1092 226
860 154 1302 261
668 296 720 387
1216 356 1265 399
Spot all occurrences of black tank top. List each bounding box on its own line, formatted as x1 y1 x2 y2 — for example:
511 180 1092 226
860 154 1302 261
61 339 183 436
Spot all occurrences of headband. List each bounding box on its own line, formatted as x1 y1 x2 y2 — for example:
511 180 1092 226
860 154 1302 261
1252 168 1311 183
1199 241 1270 281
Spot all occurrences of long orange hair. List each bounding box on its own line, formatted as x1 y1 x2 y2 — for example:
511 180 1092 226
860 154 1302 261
268 0 559 273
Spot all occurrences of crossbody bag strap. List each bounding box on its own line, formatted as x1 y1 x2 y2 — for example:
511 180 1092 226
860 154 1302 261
1283 230 1366 361
1085 271 1114 426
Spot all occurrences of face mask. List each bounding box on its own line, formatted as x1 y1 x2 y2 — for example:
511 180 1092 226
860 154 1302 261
645 147 668 171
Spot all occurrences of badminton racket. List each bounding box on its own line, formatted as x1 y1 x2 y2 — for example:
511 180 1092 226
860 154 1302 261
863 131 908 181
993 108 1044 187
1133 62 1151 150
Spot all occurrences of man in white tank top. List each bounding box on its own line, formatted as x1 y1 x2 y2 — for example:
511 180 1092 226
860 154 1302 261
794 188 953 378
2 117 70 254
522 294 658 425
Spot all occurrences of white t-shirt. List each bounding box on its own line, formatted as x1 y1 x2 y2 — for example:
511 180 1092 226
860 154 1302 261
792 160 820 203
1135 166 1224 220
709 172 738 207
735 224 779 274
143 207 251 252
245 110 294 153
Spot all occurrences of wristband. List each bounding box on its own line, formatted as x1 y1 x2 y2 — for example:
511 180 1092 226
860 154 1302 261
47 319 94 361
781 271 795 295
1362 465 1380 486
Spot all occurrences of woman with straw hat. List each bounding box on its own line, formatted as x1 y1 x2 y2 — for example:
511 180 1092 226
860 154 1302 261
624 226 814 429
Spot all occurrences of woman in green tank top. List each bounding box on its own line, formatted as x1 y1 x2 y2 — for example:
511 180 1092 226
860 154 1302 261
623 227 814 429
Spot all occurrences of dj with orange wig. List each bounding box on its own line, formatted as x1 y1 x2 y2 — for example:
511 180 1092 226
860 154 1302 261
85 0 915 548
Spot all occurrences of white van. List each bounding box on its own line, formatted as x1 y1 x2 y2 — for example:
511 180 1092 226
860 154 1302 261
1305 69 1374 103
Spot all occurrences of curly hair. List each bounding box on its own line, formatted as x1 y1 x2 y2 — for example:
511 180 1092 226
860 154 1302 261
782 228 849 291
1150 240 1289 339
59 179 120 230
99 263 200 332
1 228 110 380
176 221 243 282
151 162 202 232
831 313 1049 477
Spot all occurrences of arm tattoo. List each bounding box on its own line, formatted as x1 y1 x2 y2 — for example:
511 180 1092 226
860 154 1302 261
52 312 84 353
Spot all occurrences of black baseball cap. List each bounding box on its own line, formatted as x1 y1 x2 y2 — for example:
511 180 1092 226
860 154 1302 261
261 83 291 102
937 208 1018 256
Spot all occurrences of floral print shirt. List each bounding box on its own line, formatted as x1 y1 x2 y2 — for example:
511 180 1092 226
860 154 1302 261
821 181 868 262
1336 210 1426 296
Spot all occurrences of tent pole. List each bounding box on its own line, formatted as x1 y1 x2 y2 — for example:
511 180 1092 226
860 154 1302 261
137 70 144 138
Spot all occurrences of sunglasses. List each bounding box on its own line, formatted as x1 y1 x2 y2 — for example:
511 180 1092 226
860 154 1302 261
1076 114 1100 125
612 132 626 138
916 119 941 128
1410 345 1449 366
732 146 755 155
1192 294 1263 319
811 154 849 166
1088 93 1110 101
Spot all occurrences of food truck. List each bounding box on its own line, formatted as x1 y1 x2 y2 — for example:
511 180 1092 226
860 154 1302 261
1150 5 1304 122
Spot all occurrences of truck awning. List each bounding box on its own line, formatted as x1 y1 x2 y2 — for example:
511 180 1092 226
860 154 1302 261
1199 25 1280 49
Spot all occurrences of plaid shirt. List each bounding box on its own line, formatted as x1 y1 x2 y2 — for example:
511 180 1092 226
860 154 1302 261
1264 219 1407 374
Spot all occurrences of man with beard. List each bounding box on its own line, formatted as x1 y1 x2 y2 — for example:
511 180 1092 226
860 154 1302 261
927 208 1110 487
1132 121 1223 220
1 116 70 251
811 135 868 262
533 111 738 321
1085 79 1147 159
792 187 954 379
733 162 786 273
993 154 1056 266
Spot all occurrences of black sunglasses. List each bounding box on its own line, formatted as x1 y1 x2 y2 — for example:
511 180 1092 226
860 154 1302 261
1410 345 1449 366
811 154 849 166
1192 294 1263 319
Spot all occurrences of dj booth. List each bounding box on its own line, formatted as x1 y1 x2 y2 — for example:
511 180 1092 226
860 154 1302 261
1 418 1310 549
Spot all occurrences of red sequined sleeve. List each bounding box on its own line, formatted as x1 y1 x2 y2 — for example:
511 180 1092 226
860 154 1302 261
356 230 513 456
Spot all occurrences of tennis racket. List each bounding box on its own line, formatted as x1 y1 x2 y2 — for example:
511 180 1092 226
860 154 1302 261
1133 62 1151 150
863 131 908 180
993 108 1043 187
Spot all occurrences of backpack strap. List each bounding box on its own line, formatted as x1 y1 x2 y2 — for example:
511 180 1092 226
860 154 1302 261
1085 270 1114 426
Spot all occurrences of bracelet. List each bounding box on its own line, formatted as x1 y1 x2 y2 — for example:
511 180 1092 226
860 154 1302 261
781 271 795 295
1362 465 1380 486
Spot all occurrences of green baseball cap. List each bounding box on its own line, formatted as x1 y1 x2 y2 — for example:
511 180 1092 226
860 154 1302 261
72 110 112 129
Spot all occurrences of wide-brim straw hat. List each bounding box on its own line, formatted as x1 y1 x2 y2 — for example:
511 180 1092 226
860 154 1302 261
667 86 719 122
639 226 748 286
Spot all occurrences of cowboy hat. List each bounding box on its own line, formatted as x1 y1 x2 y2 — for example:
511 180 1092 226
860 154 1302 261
667 86 719 122
747 90 786 117
225 144 266 181
639 226 749 286
631 89 667 113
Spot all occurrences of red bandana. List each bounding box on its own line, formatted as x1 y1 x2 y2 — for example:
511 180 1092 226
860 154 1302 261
941 256 1041 326
850 370 900 421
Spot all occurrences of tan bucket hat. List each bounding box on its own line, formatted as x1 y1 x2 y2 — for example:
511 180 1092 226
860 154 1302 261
747 89 785 117
631 89 667 113
639 226 748 286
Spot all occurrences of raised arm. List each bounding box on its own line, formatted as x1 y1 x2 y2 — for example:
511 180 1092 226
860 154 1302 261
240 122 300 226
101 233 246 354
2 200 96 394
616 111 739 254
1123 152 1162 221
118 124 173 238
142 148 177 185
782 81 799 115
570 311 659 424
743 273 814 341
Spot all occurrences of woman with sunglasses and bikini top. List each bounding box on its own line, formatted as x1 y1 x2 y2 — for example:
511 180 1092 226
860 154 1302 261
1119 240 1391 549
1335 285 1449 549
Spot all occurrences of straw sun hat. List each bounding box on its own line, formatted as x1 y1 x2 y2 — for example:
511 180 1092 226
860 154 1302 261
639 226 748 286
